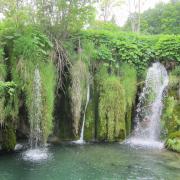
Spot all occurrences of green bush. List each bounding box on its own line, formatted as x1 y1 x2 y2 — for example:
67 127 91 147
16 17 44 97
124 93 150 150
165 131 180 153
156 36 180 62
74 30 180 74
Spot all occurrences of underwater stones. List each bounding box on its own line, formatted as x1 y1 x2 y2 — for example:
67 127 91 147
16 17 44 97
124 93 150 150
47 136 61 144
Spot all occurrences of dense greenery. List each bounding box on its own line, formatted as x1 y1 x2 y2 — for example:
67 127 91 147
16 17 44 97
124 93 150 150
162 66 180 153
0 0 179 154
124 1 180 35
76 30 180 75
97 69 126 141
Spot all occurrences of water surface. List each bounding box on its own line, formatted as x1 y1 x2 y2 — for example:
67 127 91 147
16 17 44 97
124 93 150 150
0 143 180 180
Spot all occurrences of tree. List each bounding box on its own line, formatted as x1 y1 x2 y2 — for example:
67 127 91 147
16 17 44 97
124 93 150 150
98 0 124 22
126 0 147 33
124 1 180 34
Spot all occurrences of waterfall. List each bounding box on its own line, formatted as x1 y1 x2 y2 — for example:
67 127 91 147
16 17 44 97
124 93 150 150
29 68 43 148
74 82 90 144
127 62 169 148
23 68 49 161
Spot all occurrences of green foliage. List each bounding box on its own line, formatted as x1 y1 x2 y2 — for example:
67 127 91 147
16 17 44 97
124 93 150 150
8 28 56 143
171 66 180 76
162 97 178 134
40 63 56 140
0 47 17 124
162 70 180 142
97 69 126 141
0 81 16 97
120 64 137 106
90 21 122 32
156 36 180 62
166 138 180 153
124 2 180 35
2 126 16 152
0 48 6 79
78 30 141 68
76 30 179 74
120 64 137 135
13 30 53 61
165 131 180 153
96 44 113 63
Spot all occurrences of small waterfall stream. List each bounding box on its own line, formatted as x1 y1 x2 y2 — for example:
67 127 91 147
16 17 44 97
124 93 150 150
23 68 49 161
29 68 43 148
127 62 169 148
74 82 90 144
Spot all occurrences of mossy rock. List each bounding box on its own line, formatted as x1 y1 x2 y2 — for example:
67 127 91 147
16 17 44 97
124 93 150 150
2 126 16 152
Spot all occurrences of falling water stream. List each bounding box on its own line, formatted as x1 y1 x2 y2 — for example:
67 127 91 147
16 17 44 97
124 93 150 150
23 68 49 161
29 68 43 148
127 62 169 148
74 82 90 144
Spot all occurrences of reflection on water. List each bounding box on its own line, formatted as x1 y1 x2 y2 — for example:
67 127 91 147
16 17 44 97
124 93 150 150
0 143 179 180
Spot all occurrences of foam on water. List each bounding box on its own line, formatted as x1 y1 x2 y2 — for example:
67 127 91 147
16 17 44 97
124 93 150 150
126 138 164 149
23 148 50 162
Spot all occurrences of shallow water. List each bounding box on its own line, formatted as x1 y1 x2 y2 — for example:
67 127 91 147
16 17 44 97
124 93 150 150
0 143 180 180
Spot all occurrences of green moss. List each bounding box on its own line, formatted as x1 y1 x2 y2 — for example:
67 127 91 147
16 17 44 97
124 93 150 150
165 131 180 153
162 70 180 152
168 131 180 139
2 126 16 152
97 73 126 141
84 100 95 141
162 69 180 137
0 48 6 124
40 62 56 141
125 106 132 136
162 97 178 134
119 64 137 135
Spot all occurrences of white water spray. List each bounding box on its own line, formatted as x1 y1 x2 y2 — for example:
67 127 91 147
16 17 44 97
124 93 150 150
127 62 169 148
74 82 90 144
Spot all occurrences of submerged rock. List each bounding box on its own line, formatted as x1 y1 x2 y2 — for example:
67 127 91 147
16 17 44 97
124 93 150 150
47 136 61 144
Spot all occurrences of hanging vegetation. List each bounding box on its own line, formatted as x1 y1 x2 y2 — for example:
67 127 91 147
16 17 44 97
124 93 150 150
70 60 89 137
120 64 137 135
0 48 6 126
9 28 56 143
96 67 126 141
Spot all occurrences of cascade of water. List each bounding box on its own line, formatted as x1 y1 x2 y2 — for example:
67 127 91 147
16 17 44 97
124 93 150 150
74 81 90 144
126 62 169 148
29 68 43 148
23 68 49 162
